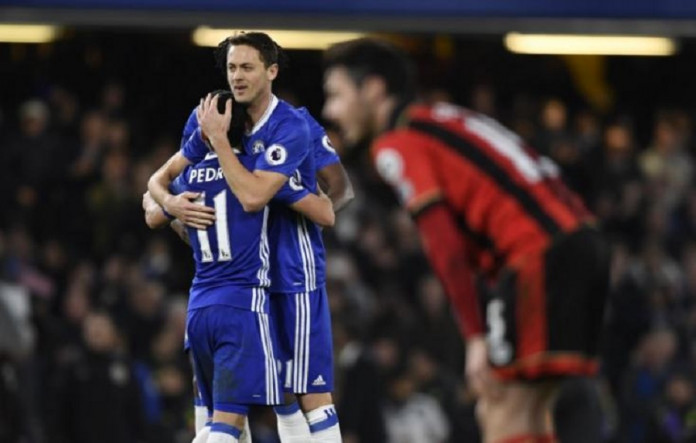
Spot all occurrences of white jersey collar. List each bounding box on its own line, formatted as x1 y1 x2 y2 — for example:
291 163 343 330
248 94 279 136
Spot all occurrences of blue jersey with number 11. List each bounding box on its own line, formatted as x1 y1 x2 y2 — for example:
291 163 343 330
171 153 271 313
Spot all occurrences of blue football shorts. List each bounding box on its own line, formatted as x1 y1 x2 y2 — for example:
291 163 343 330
186 301 282 414
270 286 334 394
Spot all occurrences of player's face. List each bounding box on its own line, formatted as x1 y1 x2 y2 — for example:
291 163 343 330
226 44 278 106
323 66 373 147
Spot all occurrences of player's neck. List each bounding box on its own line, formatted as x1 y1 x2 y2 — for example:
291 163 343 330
374 96 398 135
246 90 273 125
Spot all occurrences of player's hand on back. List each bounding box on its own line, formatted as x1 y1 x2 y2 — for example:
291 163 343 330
163 191 215 230
198 93 232 150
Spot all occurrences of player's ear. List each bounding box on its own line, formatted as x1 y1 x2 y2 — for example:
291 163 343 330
361 75 387 103
267 63 279 81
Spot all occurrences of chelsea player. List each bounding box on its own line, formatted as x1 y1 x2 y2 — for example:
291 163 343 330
268 108 348 443
145 147 335 443
199 93 348 442
194 35 349 442
148 33 351 442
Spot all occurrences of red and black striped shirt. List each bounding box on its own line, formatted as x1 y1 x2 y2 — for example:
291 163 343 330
371 103 593 338
372 103 591 275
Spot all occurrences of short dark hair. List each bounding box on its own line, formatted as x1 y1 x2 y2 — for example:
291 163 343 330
214 31 288 75
324 38 416 102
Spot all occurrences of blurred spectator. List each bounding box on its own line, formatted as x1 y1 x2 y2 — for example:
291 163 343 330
4 99 68 238
619 328 678 442
413 274 464 373
469 83 497 118
653 373 696 442
640 112 693 211
339 334 398 443
534 98 570 156
383 362 450 443
408 349 479 442
50 310 146 443
48 86 80 140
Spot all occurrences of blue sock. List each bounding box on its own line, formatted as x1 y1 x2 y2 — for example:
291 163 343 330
209 422 242 442
306 405 340 434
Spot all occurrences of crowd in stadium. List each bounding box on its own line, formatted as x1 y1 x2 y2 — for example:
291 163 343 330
1 35 696 443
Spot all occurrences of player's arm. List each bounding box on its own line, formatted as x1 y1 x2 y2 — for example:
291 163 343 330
305 109 355 212
200 94 305 213
147 151 215 229
216 147 287 213
142 191 191 244
146 104 217 229
276 184 335 227
290 192 335 227
413 201 494 397
142 191 171 229
317 162 354 212
290 193 335 227
412 202 483 340
372 135 483 339
374 136 492 396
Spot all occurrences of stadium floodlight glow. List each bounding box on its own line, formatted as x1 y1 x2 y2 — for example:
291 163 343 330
192 27 365 50
0 24 59 43
504 33 677 56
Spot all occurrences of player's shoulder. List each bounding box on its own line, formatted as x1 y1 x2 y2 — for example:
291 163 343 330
186 105 198 120
371 103 446 151
370 129 418 184
181 105 200 134
410 101 472 121
371 127 416 158
296 107 325 135
271 100 308 125
264 99 309 139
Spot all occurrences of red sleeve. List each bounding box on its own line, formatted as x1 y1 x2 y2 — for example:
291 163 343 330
371 131 442 213
414 202 484 340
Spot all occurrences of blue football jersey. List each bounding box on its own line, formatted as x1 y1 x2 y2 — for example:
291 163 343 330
180 107 199 153
268 108 343 293
181 96 310 176
178 96 340 294
171 153 271 312
297 107 341 171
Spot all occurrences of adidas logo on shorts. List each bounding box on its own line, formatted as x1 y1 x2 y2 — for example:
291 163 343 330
311 375 326 386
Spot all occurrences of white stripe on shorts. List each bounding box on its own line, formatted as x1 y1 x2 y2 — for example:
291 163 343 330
293 292 311 393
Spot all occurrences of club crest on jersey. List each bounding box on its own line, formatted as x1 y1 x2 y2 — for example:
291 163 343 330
375 148 404 184
252 140 265 154
265 144 287 166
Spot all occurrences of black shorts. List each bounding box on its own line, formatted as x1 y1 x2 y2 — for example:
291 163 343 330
484 227 610 381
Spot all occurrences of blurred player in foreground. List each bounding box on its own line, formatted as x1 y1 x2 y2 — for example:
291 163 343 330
322 38 609 443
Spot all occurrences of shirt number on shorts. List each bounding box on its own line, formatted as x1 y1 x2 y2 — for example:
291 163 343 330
486 299 513 365
194 191 232 262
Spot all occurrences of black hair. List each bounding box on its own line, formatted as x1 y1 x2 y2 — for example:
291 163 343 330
210 89 248 147
214 31 288 76
324 38 416 102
